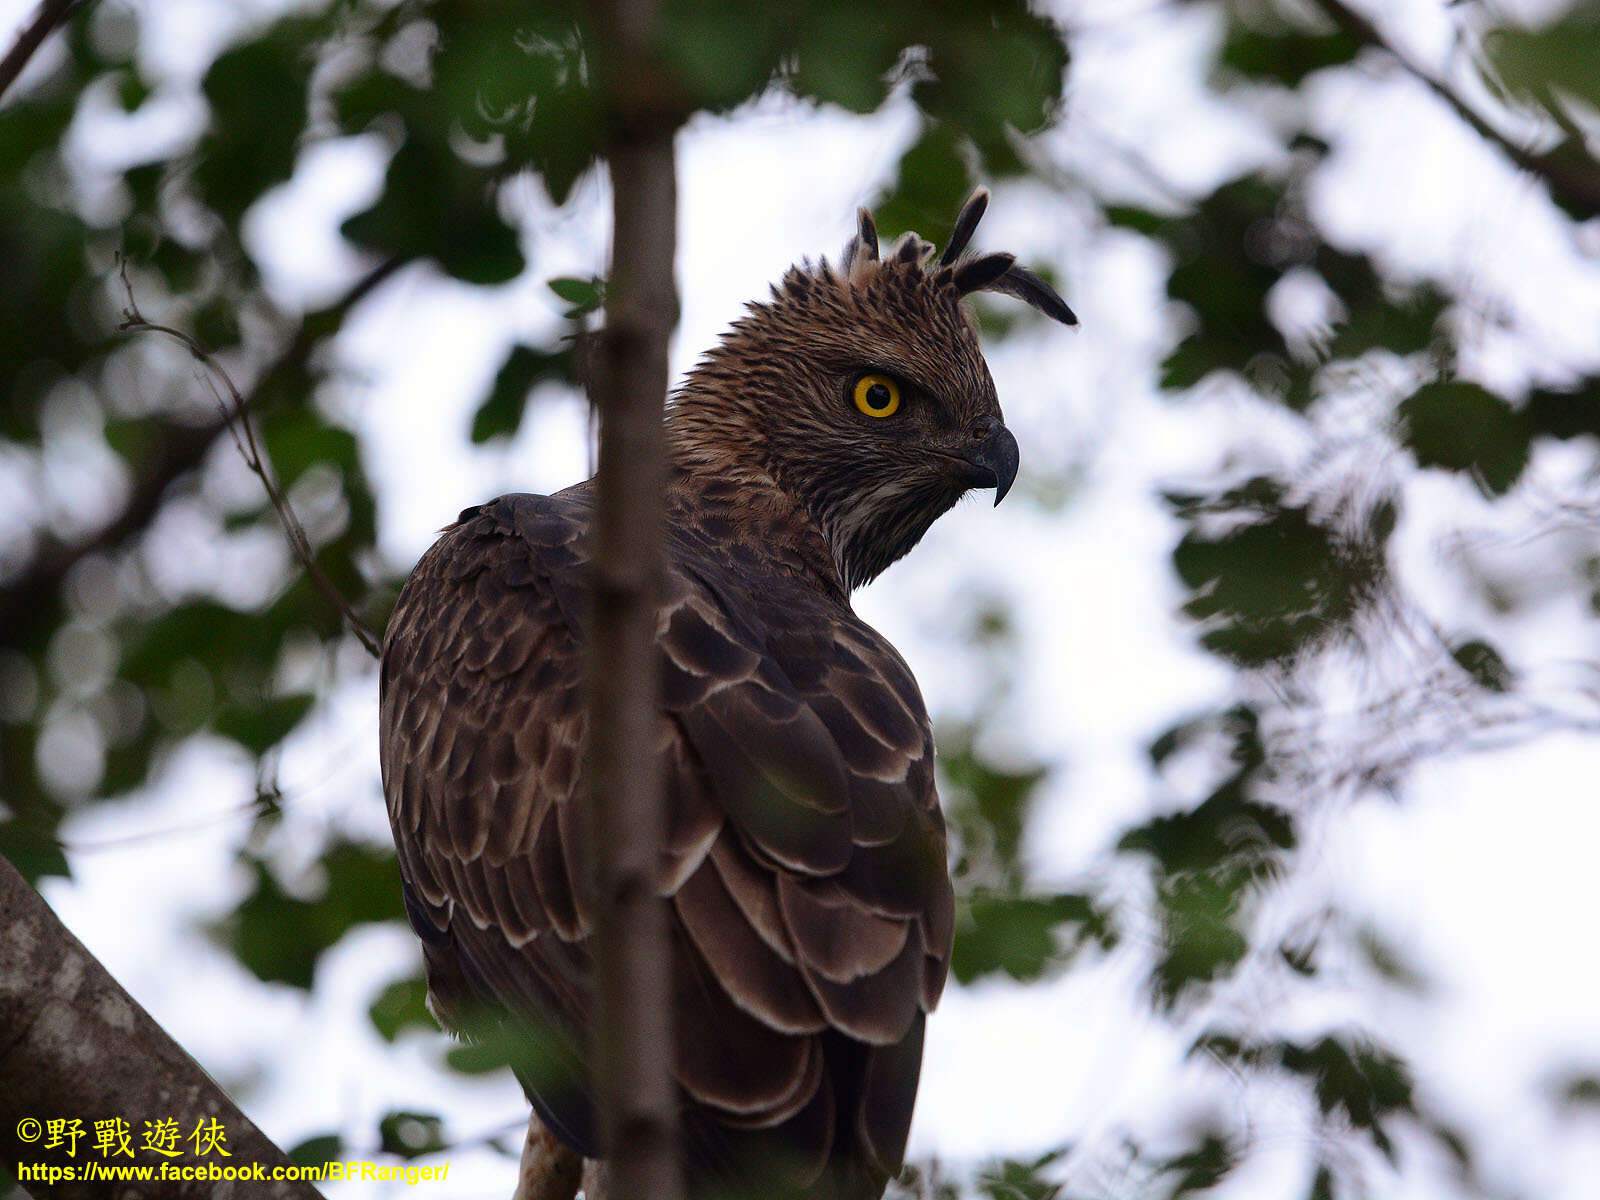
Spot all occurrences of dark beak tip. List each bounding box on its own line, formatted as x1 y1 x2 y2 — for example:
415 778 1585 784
990 426 1020 507
962 422 1018 507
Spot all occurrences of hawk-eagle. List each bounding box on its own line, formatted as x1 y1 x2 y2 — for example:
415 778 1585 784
379 189 1075 1198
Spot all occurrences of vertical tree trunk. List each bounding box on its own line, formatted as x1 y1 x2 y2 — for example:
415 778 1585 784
579 0 684 1198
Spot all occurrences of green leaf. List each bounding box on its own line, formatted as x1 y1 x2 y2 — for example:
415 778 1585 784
1150 874 1251 1003
1487 13 1600 113
1397 381 1530 496
0 177 95 439
1104 205 1171 236
546 275 605 315
378 1111 446 1160
1451 639 1513 693
951 892 1116 985
287 1134 342 1167
115 68 151 112
1280 1036 1414 1160
0 811 71 885
1159 1131 1235 1196
910 4 1069 170
422 2 603 202
1318 248 1448 361
1198 1033 1414 1160
441 1007 577 1096
789 3 900 114
259 406 360 487
471 344 575 442
214 693 315 754
1355 924 1429 993
662 0 788 114
1534 137 1600 223
1148 713 1214 767
369 972 436 1042
1157 176 1292 396
209 841 404 989
1217 19 1360 88
1169 478 1390 665
1121 789 1293 879
1119 705 1296 1004
870 121 974 249
342 135 524 285
1524 378 1600 441
974 1150 1067 1200
938 729 1048 889
194 16 325 227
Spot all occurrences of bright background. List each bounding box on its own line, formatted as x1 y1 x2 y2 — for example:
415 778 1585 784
3 1 1598 1196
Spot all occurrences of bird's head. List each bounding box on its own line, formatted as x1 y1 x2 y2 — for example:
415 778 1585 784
670 188 1077 590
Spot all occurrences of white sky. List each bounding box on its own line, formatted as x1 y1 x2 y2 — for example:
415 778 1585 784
6 0 1600 1196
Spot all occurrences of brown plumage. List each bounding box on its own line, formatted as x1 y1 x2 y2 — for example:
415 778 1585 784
379 189 1075 1199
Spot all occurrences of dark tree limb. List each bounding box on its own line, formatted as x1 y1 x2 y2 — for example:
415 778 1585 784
576 0 685 1197
0 854 322 1199
1309 0 1600 220
0 0 86 102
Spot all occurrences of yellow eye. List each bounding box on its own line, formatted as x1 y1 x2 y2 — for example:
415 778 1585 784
853 374 901 418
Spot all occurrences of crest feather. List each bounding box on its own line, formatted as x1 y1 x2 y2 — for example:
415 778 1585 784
939 187 990 265
830 188 1077 327
951 251 1016 296
981 262 1078 326
890 232 933 264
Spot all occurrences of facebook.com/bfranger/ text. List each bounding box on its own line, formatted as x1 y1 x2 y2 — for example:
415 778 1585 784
11 1113 450 1187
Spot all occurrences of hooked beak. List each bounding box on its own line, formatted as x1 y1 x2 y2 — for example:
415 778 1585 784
958 422 1020 506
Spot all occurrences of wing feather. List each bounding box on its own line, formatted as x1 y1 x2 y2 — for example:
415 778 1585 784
675 854 827 1035
380 488 955 1196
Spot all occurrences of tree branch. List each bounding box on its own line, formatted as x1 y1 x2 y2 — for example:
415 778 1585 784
0 0 86 102
1308 0 1600 220
577 0 684 1196
116 268 382 658
0 256 401 657
0 853 323 1199
512 1114 582 1200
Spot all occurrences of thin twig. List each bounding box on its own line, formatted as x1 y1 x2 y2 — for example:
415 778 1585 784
115 260 383 658
0 0 86 101
0 254 401 654
1308 0 1600 220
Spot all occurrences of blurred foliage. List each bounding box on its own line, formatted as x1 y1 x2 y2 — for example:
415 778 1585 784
377 1110 448 1159
1486 7 1600 117
941 725 1118 986
2 0 1598 1196
1166 478 1394 665
208 840 405 989
369 969 435 1042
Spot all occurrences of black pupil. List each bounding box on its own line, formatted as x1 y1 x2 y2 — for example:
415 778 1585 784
866 383 891 410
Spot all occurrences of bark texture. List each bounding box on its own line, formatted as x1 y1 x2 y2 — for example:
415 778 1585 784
0 855 320 1199
513 1114 583 1200
578 0 684 1196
